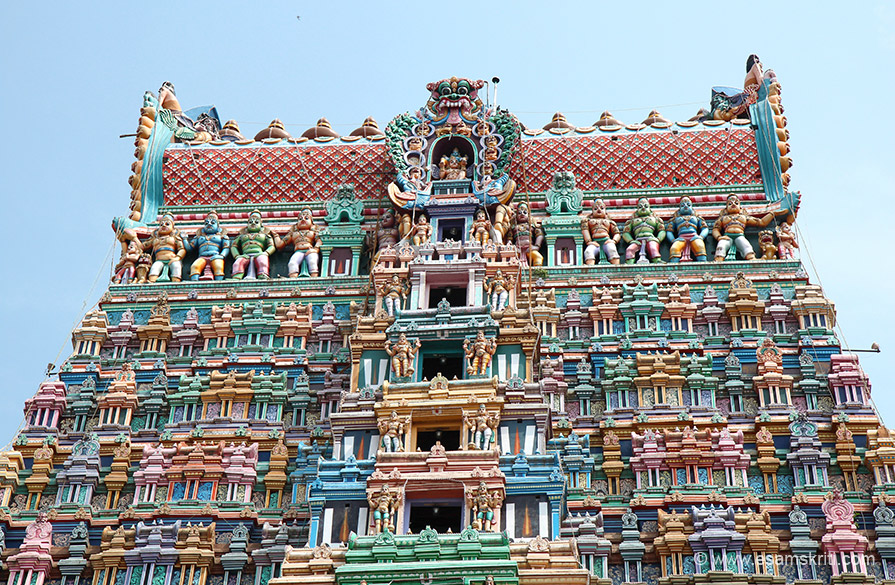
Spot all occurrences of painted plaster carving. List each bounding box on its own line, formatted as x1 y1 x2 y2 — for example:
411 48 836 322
581 198 621 265
230 210 275 279
622 198 666 264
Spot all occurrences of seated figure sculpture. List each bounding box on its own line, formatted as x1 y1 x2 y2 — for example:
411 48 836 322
713 194 777 261
622 198 665 264
581 198 621 265
438 148 468 180
144 214 186 282
464 330 497 377
187 211 230 280
282 208 321 278
665 197 709 262
384 333 420 379
230 211 276 279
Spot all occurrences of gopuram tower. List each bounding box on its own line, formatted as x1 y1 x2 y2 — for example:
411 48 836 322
1 59 888 585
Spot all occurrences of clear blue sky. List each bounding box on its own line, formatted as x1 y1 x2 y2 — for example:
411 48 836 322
1 2 893 443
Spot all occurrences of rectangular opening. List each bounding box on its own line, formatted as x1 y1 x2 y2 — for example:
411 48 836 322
409 503 462 534
329 248 353 276
422 354 464 381
438 219 465 243
429 286 467 308
416 429 461 452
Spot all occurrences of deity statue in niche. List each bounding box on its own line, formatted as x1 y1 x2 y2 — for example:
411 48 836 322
367 484 399 533
469 208 493 245
485 269 515 312
464 404 499 450
621 198 665 264
665 197 709 262
712 194 779 261
467 481 503 532
384 333 420 379
187 211 230 280
230 211 276 279
512 202 544 266
377 275 409 317
438 148 468 180
464 330 497 377
377 412 410 454
410 213 433 245
581 198 621 265
281 208 321 278
144 214 186 282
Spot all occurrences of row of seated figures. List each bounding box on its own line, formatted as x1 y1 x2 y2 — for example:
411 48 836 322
309 371 560 546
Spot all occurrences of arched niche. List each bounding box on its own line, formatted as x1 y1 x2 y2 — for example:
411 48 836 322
429 135 477 181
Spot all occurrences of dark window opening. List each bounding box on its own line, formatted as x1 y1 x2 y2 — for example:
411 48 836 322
429 287 466 308
422 354 464 381
329 248 353 276
409 503 462 534
438 219 465 243
417 429 461 452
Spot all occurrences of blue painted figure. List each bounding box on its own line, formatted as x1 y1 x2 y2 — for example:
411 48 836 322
187 211 230 280
665 197 709 262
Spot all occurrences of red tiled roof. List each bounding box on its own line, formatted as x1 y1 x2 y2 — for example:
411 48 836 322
510 128 761 193
161 127 760 207
163 142 394 207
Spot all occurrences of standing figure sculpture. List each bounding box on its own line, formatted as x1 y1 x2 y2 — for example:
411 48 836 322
384 333 420 379
377 412 410 453
622 198 666 264
144 214 186 282
282 208 321 278
410 213 433 245
485 269 515 312
464 331 497 377
467 481 503 532
464 404 499 450
469 208 492 245
776 222 799 259
378 275 409 317
230 211 276 279
367 484 399 534
187 211 230 280
581 198 621 265
512 202 545 266
712 194 777 261
366 208 402 264
113 240 142 284
665 197 709 262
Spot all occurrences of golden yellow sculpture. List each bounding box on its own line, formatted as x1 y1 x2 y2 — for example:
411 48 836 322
464 331 497 377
